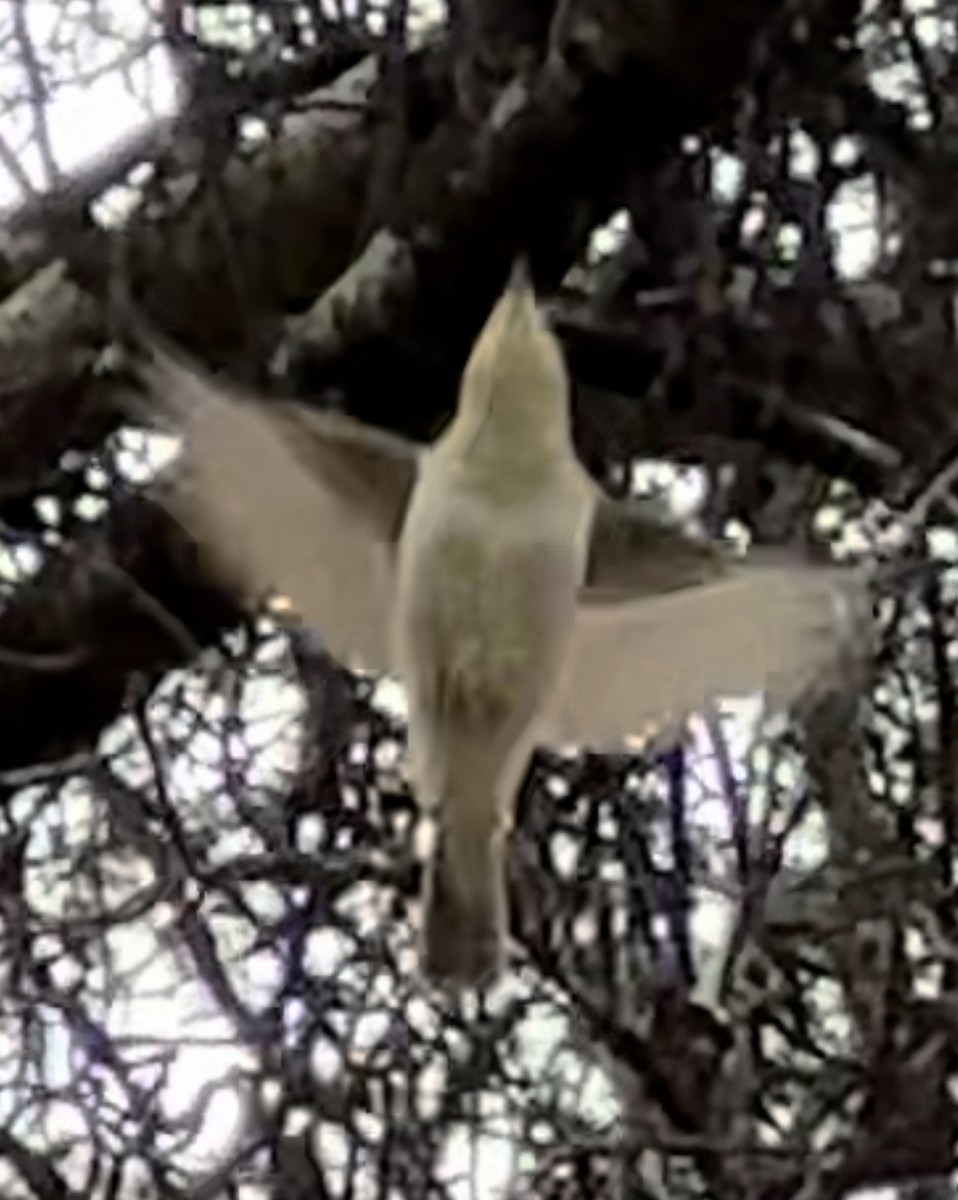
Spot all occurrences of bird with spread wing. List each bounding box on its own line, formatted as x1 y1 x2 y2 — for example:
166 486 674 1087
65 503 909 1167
134 261 867 990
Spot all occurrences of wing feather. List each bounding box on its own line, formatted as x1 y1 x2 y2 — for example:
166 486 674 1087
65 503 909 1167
580 492 730 603
546 558 868 749
137 348 420 673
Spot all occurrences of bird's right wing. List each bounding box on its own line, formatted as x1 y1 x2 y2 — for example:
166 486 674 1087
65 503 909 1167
136 345 421 673
580 492 731 603
546 552 868 751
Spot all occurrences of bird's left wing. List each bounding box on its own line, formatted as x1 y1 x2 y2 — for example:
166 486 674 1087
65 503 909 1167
135 345 421 673
545 496 868 749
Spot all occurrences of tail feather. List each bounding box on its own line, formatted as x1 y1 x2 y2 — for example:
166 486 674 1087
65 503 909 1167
420 824 505 989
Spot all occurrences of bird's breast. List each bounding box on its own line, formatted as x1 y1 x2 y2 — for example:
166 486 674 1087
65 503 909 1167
395 464 591 722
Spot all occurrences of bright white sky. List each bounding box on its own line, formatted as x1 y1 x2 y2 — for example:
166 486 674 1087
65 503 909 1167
0 1 176 205
0 1 949 1197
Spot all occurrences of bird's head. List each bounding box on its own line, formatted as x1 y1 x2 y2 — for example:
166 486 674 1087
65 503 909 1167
457 259 570 431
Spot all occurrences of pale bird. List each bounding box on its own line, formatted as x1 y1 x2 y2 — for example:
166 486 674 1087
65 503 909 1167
135 262 867 990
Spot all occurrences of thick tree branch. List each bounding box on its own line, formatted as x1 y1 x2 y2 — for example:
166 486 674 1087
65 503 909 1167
278 0 801 433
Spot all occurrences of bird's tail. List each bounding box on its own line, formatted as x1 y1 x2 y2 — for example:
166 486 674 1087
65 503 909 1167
420 811 506 989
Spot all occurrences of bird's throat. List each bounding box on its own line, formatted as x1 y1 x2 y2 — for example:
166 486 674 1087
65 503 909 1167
439 381 574 490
